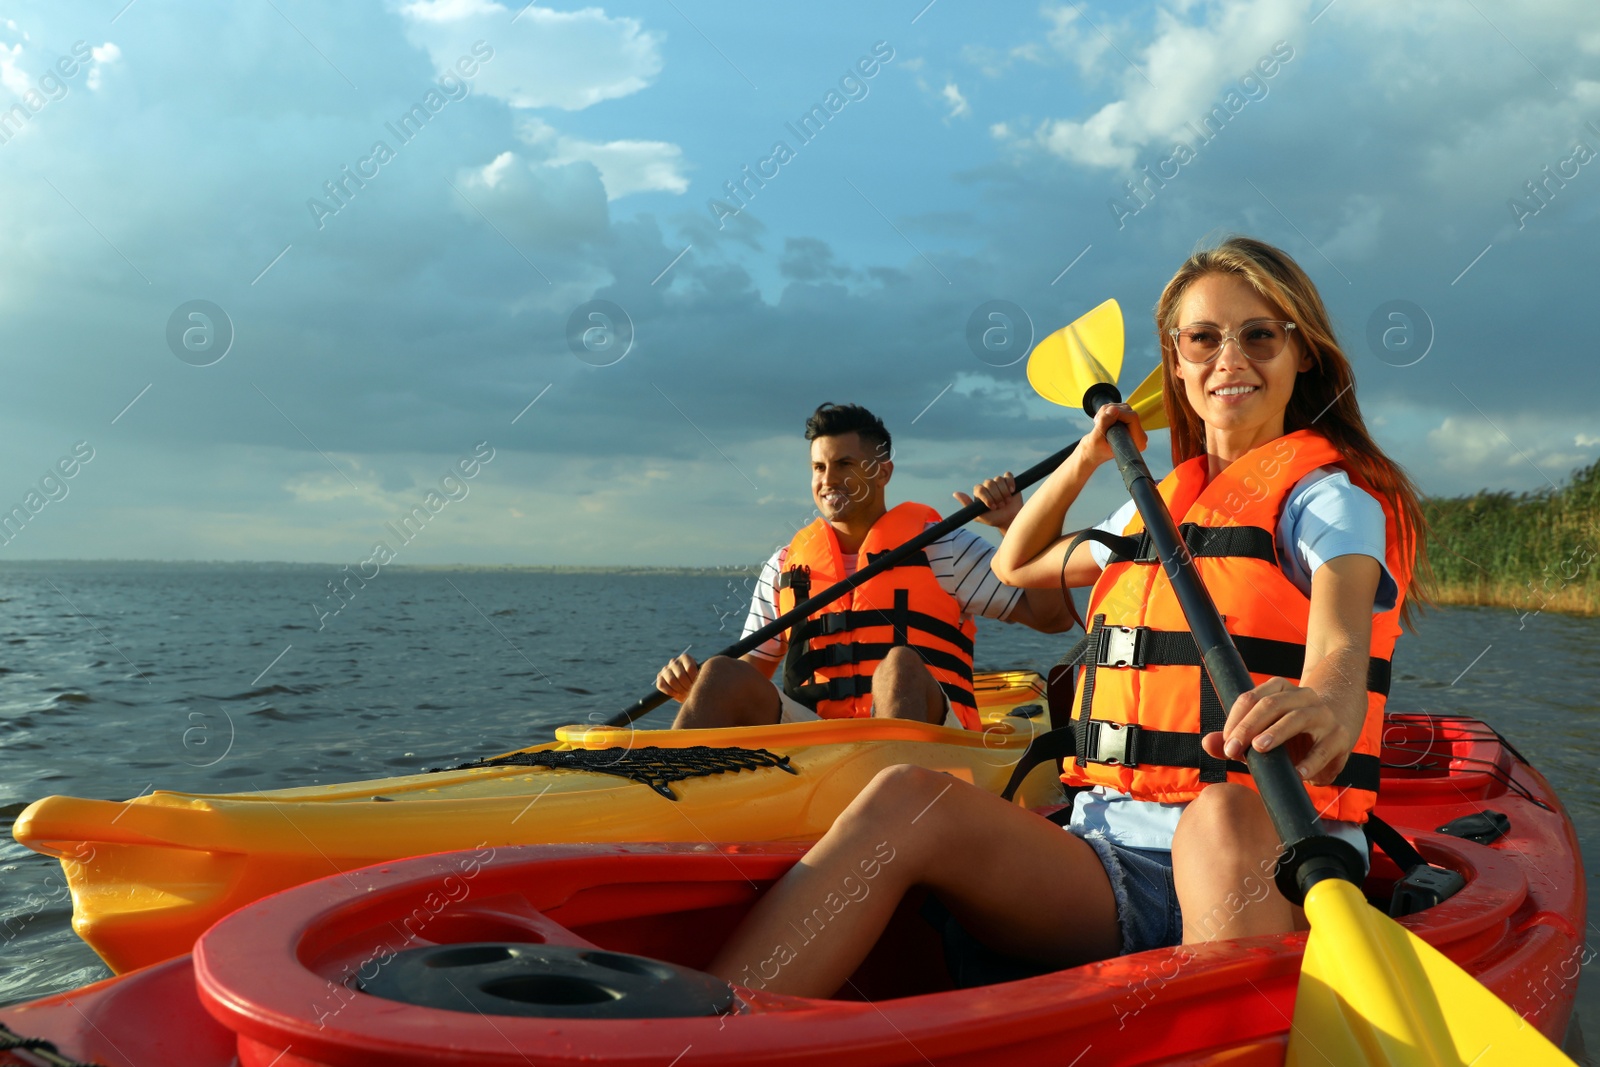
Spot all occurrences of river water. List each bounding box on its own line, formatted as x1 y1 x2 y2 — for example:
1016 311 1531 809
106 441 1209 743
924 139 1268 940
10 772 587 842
0 562 1594 1052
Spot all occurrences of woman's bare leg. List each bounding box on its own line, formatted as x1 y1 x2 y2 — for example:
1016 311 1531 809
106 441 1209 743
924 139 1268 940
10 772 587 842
707 764 1120 998
1171 783 1296 942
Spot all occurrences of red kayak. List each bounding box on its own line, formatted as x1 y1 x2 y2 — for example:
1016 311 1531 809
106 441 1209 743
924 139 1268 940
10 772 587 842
1 713 1584 1066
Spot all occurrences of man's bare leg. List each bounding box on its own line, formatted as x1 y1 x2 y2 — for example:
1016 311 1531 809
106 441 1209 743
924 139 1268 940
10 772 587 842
672 656 784 729
868 645 946 723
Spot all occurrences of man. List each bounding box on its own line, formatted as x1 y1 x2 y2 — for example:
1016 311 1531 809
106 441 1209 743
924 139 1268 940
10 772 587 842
656 402 1076 729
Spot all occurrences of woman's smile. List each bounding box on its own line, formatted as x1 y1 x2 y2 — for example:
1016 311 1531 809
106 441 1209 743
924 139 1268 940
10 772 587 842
1172 273 1311 463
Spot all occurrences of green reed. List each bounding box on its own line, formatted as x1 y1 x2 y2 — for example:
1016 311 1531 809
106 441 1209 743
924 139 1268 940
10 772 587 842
1423 458 1600 614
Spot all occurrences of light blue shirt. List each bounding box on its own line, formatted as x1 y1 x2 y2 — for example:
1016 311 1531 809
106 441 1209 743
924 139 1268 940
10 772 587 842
1088 467 1397 611
1072 466 1394 854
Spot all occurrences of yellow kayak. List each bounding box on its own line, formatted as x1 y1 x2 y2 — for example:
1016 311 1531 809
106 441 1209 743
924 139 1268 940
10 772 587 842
15 670 1061 975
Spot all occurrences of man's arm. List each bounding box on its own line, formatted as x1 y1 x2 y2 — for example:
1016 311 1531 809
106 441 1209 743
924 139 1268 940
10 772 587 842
1002 585 1078 633
657 547 786 701
953 474 1079 634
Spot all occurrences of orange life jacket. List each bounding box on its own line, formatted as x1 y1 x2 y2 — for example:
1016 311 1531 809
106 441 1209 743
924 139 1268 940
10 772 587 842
776 502 979 728
1058 430 1407 823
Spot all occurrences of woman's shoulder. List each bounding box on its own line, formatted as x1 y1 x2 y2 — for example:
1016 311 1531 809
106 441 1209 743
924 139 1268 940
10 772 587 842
1286 466 1386 521
1280 466 1399 609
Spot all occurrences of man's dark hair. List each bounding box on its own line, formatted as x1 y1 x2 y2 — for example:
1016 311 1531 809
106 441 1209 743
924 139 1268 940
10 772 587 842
804 403 891 461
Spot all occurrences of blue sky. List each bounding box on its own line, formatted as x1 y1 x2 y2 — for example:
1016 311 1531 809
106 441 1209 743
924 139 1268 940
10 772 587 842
0 0 1596 565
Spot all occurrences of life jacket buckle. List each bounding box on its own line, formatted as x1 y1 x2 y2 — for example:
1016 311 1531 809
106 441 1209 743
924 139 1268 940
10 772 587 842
1096 625 1148 669
821 643 858 667
819 612 851 635
1084 720 1138 766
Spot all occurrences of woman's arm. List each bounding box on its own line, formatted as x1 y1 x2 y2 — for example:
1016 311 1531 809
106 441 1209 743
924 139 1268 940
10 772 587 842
1201 553 1381 784
991 403 1148 590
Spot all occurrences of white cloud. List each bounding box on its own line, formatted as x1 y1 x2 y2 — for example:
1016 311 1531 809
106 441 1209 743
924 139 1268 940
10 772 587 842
941 82 970 120
453 150 611 245
1425 415 1596 479
1428 416 1519 470
1539 452 1591 471
1006 0 1302 169
516 116 687 199
0 39 26 96
398 0 663 111
1041 3 1110 76
87 41 120 90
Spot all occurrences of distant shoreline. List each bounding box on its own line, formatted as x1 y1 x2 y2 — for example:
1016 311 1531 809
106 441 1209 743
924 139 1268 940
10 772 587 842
1 560 1594 617
0 559 762 576
4 454 1596 620
1429 580 1598 618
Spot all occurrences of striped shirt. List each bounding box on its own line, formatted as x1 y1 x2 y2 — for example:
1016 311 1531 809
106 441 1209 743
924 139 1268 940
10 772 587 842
740 525 1022 664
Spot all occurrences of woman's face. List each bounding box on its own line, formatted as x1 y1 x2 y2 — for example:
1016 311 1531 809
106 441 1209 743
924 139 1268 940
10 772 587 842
1170 272 1310 451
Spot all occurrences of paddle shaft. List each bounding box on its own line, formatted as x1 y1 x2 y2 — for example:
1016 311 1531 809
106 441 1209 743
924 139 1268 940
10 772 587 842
1084 383 1360 900
602 439 1085 729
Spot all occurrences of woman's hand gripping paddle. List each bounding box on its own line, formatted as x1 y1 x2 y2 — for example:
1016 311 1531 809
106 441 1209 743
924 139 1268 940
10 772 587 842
1028 298 1572 1066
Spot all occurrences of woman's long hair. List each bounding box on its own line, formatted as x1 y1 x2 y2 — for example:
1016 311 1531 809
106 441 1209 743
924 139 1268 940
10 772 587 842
1153 236 1432 621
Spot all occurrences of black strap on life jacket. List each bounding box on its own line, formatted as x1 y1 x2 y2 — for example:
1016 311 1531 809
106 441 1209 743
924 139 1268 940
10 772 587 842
864 548 934 570
1052 620 1390 793
784 675 972 716
1073 614 1106 769
784 672 979 712
788 640 975 687
1062 523 1279 570
781 566 977 713
1070 716 1381 792
778 564 812 596
779 565 814 708
1000 725 1082 801
1058 622 1392 696
1005 721 1381 807
788 606 976 656
1059 522 1279 776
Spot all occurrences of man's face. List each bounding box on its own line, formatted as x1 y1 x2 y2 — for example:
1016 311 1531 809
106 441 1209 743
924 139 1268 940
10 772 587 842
810 432 892 523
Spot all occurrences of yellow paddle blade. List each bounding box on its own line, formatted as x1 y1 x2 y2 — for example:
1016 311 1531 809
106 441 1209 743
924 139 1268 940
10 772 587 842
1288 878 1573 1066
1026 298 1124 408
1125 361 1168 432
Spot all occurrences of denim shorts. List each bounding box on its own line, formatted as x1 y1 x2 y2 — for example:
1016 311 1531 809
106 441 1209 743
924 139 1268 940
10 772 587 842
1070 828 1183 956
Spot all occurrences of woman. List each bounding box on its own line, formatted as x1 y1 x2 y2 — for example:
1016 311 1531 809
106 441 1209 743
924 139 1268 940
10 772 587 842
705 237 1427 996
